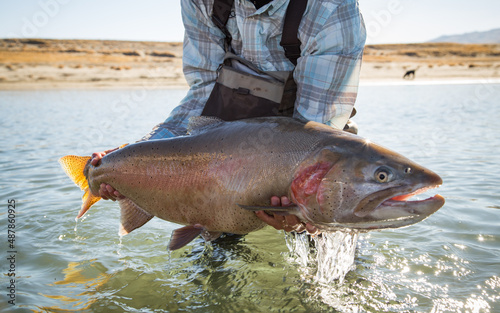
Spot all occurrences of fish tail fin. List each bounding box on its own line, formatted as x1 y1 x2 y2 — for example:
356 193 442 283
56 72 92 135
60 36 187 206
79 189 101 218
59 155 101 218
59 155 91 190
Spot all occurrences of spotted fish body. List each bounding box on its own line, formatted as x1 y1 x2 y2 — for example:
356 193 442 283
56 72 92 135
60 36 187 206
60 117 444 250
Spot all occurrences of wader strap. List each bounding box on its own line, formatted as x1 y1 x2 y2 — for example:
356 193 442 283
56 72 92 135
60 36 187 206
212 0 308 65
280 0 308 66
211 0 234 51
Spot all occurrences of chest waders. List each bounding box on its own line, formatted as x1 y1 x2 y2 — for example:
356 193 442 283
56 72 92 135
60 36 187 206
201 0 307 121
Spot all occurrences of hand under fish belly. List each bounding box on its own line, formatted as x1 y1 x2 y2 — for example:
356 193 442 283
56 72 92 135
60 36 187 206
59 117 444 250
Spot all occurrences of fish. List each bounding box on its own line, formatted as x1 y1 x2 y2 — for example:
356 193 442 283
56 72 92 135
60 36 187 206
59 117 444 250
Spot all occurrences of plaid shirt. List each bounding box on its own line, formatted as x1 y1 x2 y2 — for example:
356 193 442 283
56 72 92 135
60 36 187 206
144 0 366 139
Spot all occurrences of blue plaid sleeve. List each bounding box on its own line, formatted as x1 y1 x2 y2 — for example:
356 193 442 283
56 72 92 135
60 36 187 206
143 0 226 140
294 0 366 129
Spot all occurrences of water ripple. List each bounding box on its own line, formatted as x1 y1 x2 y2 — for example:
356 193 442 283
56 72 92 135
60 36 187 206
1 86 499 312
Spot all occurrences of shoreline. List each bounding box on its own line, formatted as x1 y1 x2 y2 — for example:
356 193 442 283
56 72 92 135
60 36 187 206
1 39 500 90
0 78 500 91
360 77 500 86
2 77 499 91
0 80 189 90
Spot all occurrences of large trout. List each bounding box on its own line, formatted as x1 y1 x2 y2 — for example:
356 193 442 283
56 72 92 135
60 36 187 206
60 117 444 250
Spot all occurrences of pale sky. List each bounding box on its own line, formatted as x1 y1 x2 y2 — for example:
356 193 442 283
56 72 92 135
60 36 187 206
1 0 499 44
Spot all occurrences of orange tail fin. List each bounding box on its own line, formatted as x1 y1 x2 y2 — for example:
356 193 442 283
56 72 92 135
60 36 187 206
59 155 101 218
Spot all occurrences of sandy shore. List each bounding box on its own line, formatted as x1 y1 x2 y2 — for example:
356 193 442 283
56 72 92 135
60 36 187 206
361 43 500 83
0 39 185 90
1 39 499 90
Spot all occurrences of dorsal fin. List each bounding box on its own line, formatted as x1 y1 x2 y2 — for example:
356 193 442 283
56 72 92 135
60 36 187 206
118 198 154 236
187 116 224 135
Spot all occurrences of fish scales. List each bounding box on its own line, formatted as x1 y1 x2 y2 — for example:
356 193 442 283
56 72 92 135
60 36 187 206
89 118 319 232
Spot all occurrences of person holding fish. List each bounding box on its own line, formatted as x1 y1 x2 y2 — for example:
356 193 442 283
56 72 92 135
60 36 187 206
91 0 366 235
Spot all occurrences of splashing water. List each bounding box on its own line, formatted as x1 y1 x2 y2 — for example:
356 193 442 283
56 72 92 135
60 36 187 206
284 230 366 312
284 230 360 285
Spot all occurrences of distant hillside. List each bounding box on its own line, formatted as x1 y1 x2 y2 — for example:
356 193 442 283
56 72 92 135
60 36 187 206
429 28 500 44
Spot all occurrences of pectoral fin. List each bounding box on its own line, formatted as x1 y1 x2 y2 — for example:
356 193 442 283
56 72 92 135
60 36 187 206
237 204 299 216
118 199 154 236
168 225 204 250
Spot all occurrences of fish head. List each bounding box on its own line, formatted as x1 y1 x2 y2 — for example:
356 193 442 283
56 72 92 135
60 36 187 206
291 135 444 231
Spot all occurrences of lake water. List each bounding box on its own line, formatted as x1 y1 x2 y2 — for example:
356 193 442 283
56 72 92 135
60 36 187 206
1 83 499 312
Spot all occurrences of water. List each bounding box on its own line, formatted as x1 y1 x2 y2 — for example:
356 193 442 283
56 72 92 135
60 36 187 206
285 231 360 285
1 83 499 312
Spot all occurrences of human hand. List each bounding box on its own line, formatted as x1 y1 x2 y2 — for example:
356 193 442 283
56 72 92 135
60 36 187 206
90 147 124 201
254 196 320 235
90 147 119 166
96 183 124 201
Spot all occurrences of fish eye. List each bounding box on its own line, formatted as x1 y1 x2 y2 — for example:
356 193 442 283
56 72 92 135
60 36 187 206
375 168 391 183
404 167 412 174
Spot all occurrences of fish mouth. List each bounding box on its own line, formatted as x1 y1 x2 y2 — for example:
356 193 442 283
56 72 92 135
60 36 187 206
314 182 445 232
365 185 445 229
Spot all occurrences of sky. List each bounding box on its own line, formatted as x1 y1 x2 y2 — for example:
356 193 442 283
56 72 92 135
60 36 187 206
1 0 499 44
